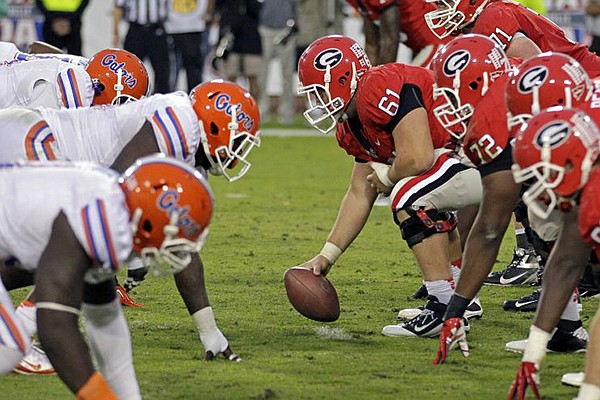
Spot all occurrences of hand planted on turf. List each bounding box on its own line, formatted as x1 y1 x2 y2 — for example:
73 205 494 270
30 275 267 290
201 328 241 362
297 255 332 277
433 317 470 364
507 361 540 400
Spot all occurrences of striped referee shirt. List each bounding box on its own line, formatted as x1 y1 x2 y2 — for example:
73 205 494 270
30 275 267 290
115 0 169 25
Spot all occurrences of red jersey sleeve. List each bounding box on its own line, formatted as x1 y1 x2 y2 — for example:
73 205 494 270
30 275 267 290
579 169 600 251
472 3 520 51
462 76 513 167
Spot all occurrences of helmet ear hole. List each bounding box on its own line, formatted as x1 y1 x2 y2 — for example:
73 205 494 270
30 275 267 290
142 219 153 233
210 122 219 135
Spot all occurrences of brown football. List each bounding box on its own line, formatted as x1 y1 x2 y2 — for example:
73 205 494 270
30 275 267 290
284 267 340 322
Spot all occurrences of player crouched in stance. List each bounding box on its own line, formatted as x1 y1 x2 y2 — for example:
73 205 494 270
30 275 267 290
0 47 148 110
3 79 258 373
295 35 482 338
0 155 213 399
507 108 600 400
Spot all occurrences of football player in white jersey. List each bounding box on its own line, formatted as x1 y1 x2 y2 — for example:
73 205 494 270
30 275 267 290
1 80 261 371
0 47 149 110
0 40 88 65
0 155 214 399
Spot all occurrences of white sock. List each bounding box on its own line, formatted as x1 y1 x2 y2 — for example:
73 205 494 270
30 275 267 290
578 383 600 400
451 265 461 284
83 299 141 400
425 279 454 305
559 291 580 322
15 301 37 338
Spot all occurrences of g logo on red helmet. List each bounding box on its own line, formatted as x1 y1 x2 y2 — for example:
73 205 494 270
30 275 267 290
101 54 138 89
443 50 471 77
518 66 548 94
314 48 343 71
533 121 570 150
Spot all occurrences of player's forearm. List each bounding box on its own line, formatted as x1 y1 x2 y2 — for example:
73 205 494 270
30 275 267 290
388 151 434 184
455 198 514 299
533 217 591 333
326 189 375 251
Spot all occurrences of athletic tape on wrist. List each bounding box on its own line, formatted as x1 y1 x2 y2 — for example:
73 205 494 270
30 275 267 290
320 242 343 265
370 162 394 188
522 325 551 364
192 306 217 333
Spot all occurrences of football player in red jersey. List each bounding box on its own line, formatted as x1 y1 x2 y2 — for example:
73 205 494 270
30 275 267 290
509 108 600 400
430 37 591 364
425 0 600 77
346 0 451 66
503 55 600 399
295 35 482 338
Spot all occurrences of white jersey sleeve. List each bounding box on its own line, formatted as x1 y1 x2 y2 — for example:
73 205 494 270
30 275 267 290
0 41 19 63
41 92 201 167
0 59 94 109
55 66 94 108
0 162 132 272
146 93 200 166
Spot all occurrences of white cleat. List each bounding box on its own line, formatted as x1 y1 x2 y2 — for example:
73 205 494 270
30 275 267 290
13 345 56 375
561 372 584 387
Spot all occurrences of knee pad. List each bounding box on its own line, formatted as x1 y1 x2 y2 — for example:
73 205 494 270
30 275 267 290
397 208 458 248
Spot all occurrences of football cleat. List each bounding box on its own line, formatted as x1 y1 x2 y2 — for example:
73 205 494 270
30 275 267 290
13 345 56 375
116 285 143 307
561 372 584 387
503 288 582 313
398 296 483 321
411 283 429 299
484 248 540 286
383 296 449 338
503 288 541 312
505 321 588 354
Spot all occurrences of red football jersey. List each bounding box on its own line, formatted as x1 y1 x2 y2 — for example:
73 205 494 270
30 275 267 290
462 74 513 168
346 0 396 21
398 1 450 52
578 168 600 257
335 63 449 163
347 0 449 52
473 1 600 77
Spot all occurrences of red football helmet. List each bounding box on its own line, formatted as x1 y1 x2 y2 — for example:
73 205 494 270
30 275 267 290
297 35 371 133
512 107 600 219
506 52 593 129
190 80 261 182
119 155 214 274
86 48 149 106
431 33 510 139
425 0 490 39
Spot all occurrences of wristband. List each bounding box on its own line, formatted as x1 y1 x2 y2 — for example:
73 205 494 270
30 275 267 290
319 242 343 265
370 162 394 187
192 306 217 333
522 325 551 364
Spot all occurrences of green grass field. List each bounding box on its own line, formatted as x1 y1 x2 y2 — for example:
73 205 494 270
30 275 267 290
2 135 597 399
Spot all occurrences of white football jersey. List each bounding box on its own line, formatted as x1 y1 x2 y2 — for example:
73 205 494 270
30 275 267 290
41 92 200 166
0 58 94 109
0 162 132 273
0 41 19 63
0 92 200 165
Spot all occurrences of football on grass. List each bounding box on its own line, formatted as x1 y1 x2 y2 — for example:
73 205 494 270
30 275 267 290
284 267 340 322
